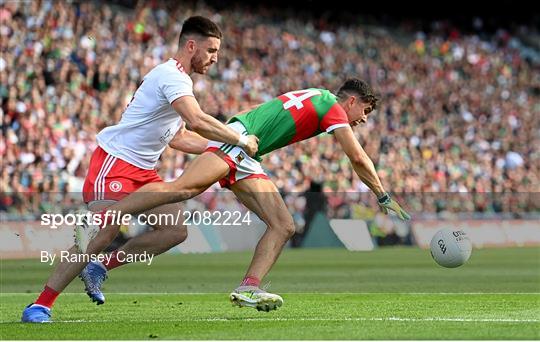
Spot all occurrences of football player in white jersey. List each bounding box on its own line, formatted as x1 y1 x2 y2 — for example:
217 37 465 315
22 16 258 323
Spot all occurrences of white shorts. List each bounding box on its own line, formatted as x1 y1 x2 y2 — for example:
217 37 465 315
206 121 269 188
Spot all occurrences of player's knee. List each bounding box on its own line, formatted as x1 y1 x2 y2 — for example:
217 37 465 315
283 221 296 239
172 227 188 245
270 219 295 240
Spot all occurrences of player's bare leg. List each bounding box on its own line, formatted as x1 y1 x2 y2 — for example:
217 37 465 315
229 178 294 311
79 202 188 304
75 152 230 266
231 178 295 280
93 152 229 218
73 152 230 302
35 203 186 303
21 200 118 322
78 152 230 268
85 201 188 258
23 200 190 322
112 203 188 256
40 200 114 295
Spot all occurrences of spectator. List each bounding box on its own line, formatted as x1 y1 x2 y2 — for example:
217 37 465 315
1 0 538 219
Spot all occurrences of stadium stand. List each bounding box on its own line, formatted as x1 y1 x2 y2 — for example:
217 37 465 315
1 0 538 226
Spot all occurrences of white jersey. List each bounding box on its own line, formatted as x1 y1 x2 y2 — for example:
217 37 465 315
96 59 193 170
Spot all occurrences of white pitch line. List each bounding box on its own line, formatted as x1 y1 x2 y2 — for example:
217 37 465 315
2 317 538 324
1 292 539 295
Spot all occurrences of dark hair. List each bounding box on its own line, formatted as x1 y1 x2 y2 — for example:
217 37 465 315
336 78 379 110
179 16 222 45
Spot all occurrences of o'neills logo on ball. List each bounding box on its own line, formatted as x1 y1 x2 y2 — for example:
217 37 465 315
109 181 122 192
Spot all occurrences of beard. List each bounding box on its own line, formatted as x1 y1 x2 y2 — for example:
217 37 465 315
191 53 211 74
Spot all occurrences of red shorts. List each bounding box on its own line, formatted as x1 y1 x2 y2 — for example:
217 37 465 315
205 146 269 189
82 146 162 203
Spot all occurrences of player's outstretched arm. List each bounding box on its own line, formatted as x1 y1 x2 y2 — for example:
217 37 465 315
333 127 411 220
168 122 208 154
172 96 259 156
333 126 385 196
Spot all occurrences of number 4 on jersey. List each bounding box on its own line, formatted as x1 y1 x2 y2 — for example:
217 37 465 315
282 89 321 110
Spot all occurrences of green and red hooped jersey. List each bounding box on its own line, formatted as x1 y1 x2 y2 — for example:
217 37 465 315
229 88 350 159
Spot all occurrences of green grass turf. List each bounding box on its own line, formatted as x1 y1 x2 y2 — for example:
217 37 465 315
1 293 539 339
1 247 539 339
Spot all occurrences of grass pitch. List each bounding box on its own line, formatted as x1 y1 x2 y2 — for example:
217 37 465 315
1 247 539 339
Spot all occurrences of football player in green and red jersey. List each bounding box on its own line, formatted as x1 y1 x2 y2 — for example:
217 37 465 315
76 78 410 311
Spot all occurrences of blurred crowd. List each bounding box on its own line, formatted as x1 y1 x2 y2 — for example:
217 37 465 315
1 0 539 219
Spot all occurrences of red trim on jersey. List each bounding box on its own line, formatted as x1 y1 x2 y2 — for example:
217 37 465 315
320 103 349 131
172 58 186 73
277 93 320 143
